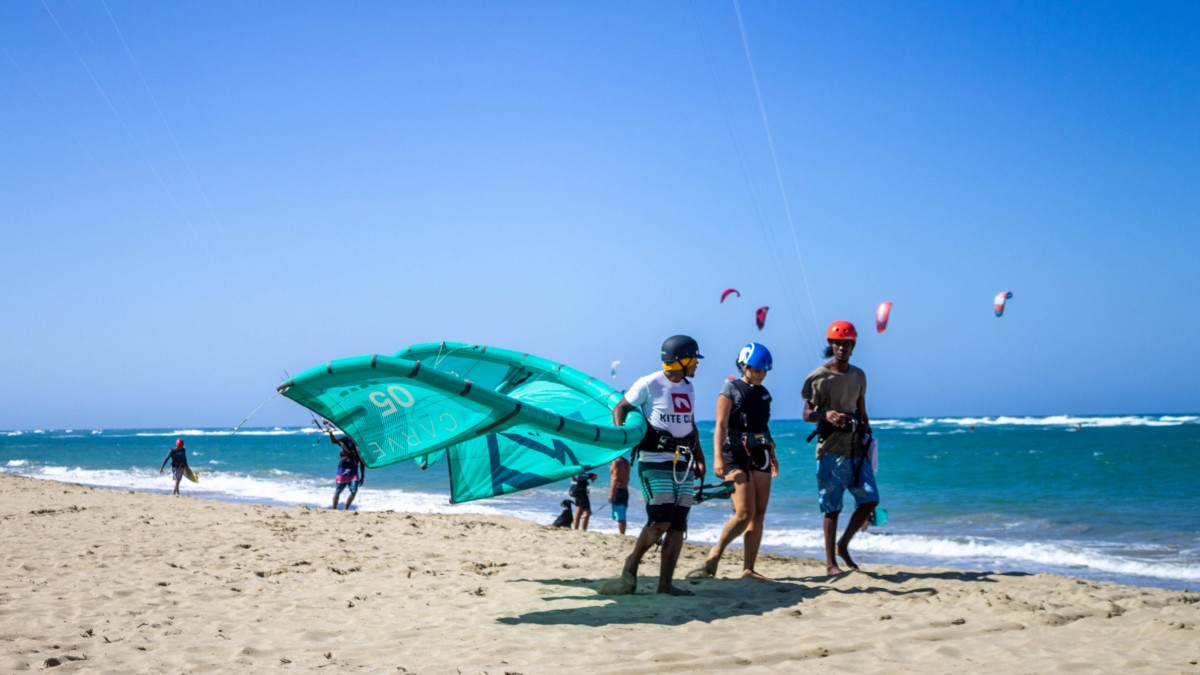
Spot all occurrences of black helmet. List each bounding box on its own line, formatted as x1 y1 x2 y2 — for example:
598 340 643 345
661 335 703 363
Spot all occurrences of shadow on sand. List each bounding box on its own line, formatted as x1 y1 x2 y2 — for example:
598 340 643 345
772 568 1031 597
497 575 825 627
498 568 1034 626
857 569 1030 584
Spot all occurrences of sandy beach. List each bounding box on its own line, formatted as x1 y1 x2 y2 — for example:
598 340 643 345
1 474 1196 673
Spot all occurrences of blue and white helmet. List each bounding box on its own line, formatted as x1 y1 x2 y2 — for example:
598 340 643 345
736 342 773 372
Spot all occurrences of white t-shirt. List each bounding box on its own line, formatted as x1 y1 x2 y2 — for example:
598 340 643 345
624 371 695 462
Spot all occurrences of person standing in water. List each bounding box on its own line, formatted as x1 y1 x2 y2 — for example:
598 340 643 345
570 472 597 530
689 342 778 580
159 438 189 496
802 320 877 575
609 455 631 535
328 426 366 510
600 335 706 596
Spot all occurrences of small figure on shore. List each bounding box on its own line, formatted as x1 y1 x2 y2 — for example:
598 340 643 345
328 425 366 510
600 335 707 596
552 499 575 528
689 342 777 581
569 473 598 530
609 455 631 534
803 320 878 576
159 438 189 496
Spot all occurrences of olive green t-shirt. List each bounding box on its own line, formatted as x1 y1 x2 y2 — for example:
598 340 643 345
801 363 867 458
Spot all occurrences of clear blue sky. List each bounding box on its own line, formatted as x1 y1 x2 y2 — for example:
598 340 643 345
2 1 1197 429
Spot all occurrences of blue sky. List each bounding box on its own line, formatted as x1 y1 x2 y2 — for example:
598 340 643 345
2 1 1197 429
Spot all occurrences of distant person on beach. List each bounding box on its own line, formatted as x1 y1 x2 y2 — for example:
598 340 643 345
689 342 778 581
803 320 877 576
600 335 707 596
159 438 189 496
328 426 366 510
609 455 631 534
552 499 575 528
569 472 597 530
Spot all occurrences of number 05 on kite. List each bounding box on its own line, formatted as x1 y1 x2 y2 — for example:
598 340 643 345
277 342 647 503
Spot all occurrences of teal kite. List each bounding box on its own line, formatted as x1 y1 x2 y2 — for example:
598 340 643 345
277 342 646 503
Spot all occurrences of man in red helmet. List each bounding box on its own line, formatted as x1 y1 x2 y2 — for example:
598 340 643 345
802 320 877 575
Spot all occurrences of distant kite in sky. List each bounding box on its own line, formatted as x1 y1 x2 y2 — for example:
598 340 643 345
720 288 740 303
755 306 769 330
876 301 893 333
994 291 1013 317
610 360 620 378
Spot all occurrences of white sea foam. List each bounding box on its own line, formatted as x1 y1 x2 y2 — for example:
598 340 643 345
869 420 927 430
856 414 1199 430
682 526 1200 585
5 460 29 467
0 465 545 523
135 428 309 438
933 415 1196 428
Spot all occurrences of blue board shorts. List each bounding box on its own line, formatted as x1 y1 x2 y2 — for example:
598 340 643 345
816 454 879 514
334 479 361 496
611 487 629 522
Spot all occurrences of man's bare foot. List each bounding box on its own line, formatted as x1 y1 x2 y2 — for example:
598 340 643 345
826 564 845 576
685 558 719 579
598 571 637 595
658 584 695 596
836 542 860 571
740 569 770 581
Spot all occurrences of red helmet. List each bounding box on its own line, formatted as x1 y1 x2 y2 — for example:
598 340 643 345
175 438 185 448
826 320 858 341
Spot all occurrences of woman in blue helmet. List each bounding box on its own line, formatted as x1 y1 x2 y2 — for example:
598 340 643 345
688 342 778 580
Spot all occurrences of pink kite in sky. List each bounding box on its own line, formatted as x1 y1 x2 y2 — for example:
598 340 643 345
876 301 893 333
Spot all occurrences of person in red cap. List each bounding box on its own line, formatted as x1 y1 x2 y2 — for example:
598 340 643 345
802 320 877 575
159 438 190 496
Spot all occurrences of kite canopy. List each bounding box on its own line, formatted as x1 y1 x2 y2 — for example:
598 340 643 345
876 301 893 333
994 291 1013 317
755 305 769 330
277 342 646 503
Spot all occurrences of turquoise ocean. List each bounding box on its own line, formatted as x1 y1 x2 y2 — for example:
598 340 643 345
3 414 1197 591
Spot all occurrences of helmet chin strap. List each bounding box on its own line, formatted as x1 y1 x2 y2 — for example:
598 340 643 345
662 358 691 383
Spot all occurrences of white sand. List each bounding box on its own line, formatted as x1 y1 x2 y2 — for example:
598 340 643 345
1 474 1196 673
